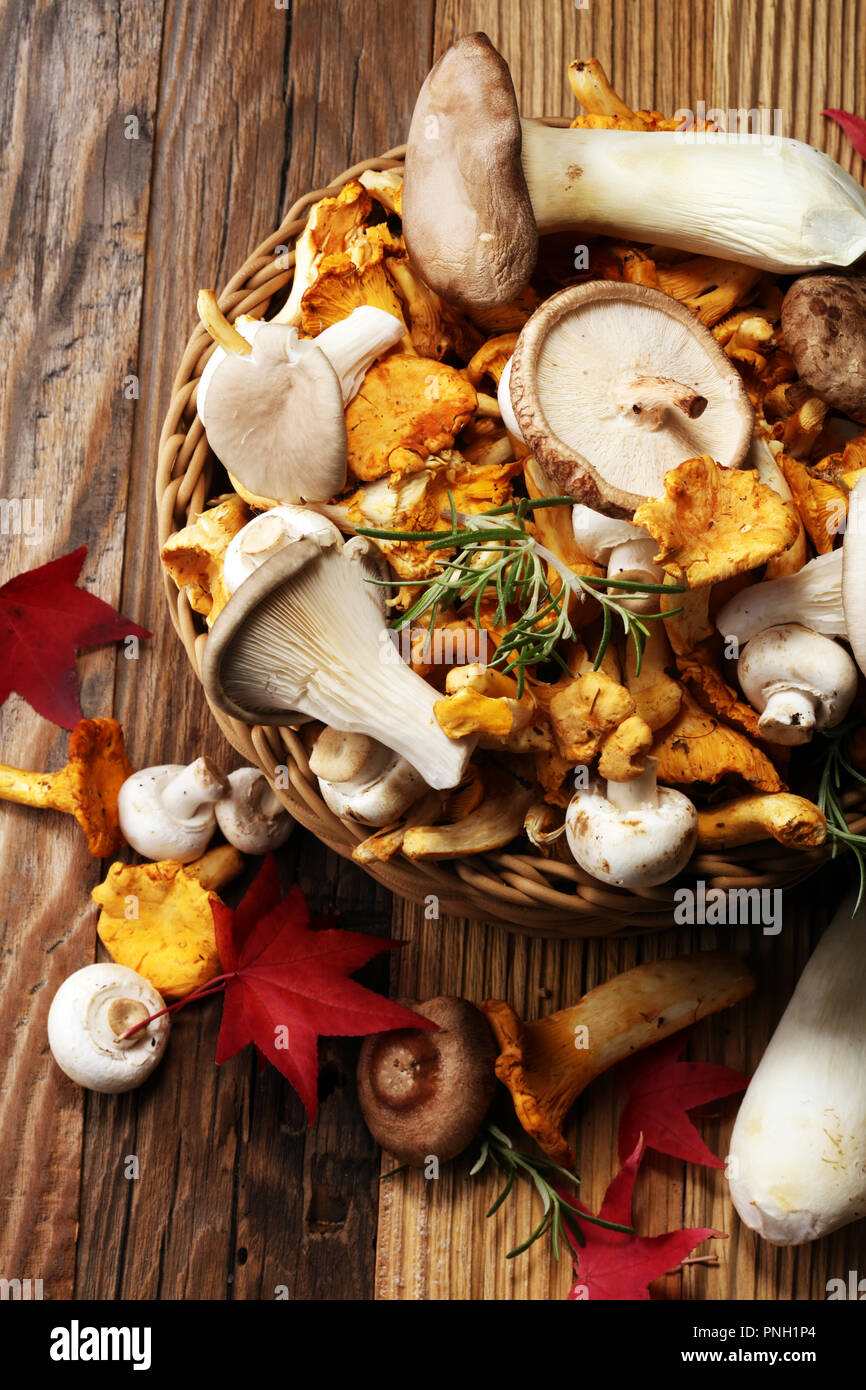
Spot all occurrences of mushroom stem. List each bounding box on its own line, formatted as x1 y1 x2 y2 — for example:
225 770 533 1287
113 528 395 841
0 764 71 811
606 759 659 813
758 688 818 743
481 952 755 1166
183 843 245 892
160 757 229 819
696 793 826 850
197 289 252 356
622 375 708 421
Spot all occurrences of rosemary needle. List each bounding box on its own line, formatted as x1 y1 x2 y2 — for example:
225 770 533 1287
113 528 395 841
816 723 866 912
355 495 683 696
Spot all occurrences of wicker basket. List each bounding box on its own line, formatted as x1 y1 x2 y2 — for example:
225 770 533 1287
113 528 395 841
156 139 864 936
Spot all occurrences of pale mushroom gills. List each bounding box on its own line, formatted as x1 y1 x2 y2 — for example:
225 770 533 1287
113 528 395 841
201 539 472 792
508 283 754 514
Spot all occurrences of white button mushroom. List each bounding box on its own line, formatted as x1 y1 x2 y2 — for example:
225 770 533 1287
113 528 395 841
737 623 858 746
48 963 170 1093
213 767 294 853
565 759 698 887
118 757 228 862
222 505 343 596
309 727 426 826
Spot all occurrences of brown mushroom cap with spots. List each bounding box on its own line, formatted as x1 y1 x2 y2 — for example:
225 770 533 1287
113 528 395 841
507 282 754 516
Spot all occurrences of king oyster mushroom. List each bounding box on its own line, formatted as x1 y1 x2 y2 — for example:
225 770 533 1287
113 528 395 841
503 282 753 515
402 33 866 311
201 539 472 791
196 294 405 504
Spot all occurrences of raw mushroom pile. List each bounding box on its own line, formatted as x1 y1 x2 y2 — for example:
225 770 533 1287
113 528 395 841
160 35 866 894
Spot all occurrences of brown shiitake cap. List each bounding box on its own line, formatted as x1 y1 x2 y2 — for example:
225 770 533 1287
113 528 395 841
508 281 754 516
782 272 866 425
357 996 497 1167
402 33 537 312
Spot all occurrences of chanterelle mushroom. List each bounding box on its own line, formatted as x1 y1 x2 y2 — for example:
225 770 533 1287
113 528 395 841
201 539 472 791
402 34 866 311
506 284 753 514
118 757 228 862
565 758 698 887
737 624 857 746
48 963 170 1093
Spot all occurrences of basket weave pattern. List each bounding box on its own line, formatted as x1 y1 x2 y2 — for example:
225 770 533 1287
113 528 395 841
156 141 864 935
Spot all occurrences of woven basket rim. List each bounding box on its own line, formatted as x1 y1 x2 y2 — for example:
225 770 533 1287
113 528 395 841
155 134 861 937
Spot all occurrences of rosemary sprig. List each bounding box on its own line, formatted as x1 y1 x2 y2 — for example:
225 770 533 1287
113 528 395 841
471 1123 634 1260
816 722 866 912
355 495 683 697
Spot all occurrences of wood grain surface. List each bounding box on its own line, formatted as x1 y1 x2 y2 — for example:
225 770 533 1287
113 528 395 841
0 0 864 1303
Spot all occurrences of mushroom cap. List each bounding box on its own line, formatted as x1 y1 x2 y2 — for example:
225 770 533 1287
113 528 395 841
737 623 858 742
509 282 754 515
317 745 426 826
222 505 342 596
356 996 497 1166
213 767 294 854
117 762 223 863
200 323 347 503
47 963 169 1093
565 781 698 887
402 32 537 310
782 273 866 425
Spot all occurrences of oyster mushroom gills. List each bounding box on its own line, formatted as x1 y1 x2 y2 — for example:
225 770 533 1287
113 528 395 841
47 963 170 1093
402 33 866 311
201 539 472 791
357 996 498 1167
506 283 753 514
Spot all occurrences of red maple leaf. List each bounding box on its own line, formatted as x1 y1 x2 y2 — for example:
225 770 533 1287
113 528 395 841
823 109 866 161
563 1140 722 1301
0 547 151 728
211 855 437 1122
617 1033 749 1168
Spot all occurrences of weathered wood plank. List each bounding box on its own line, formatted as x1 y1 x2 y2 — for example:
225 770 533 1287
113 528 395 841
0 0 165 1300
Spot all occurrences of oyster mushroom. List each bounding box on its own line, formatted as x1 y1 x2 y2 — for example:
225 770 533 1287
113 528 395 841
737 624 858 746
506 284 753 514
118 757 228 863
309 728 426 827
47 963 170 1093
222 505 343 596
214 768 294 853
481 952 755 1166
402 33 866 311
565 758 698 888
196 295 405 504
201 539 472 792
357 996 497 1167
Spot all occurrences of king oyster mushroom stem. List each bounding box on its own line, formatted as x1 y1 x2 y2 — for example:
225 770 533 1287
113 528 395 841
223 505 343 596
565 758 698 887
309 727 426 826
195 293 404 504
47 963 170 1093
737 624 857 746
213 767 294 854
402 33 866 311
201 539 472 792
506 282 753 514
118 757 228 862
571 503 663 610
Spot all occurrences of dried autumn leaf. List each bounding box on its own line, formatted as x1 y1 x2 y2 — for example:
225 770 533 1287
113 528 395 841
634 455 799 588
0 546 151 728
212 856 435 1121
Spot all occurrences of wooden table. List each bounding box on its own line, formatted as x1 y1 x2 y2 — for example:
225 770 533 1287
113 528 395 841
2 0 864 1302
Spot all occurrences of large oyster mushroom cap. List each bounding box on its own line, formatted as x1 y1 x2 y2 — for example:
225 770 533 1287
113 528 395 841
508 282 754 515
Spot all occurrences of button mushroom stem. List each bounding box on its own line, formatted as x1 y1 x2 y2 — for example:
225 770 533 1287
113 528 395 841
117 758 230 862
196 289 252 356
621 375 708 422
480 952 755 1166
158 757 228 820
571 504 664 610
